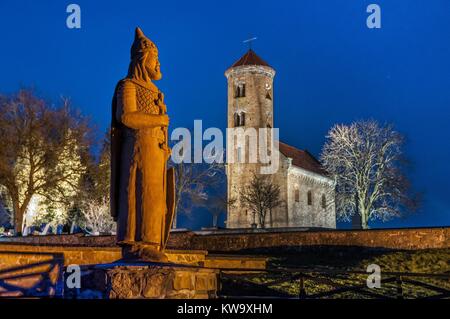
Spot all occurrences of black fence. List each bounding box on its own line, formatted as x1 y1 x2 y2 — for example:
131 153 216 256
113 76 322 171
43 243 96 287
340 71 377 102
218 267 450 299
0 253 64 298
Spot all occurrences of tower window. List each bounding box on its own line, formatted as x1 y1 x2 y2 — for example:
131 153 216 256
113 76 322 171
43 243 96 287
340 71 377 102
321 194 326 209
234 112 245 127
240 112 245 126
237 147 242 163
235 83 246 98
294 189 299 202
307 191 312 206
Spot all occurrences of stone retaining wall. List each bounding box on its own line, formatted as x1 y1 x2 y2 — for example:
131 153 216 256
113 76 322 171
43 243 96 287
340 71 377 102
0 244 121 270
170 227 449 252
1 227 448 254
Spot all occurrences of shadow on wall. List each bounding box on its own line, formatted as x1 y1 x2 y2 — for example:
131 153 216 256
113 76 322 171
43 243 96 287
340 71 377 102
0 251 64 298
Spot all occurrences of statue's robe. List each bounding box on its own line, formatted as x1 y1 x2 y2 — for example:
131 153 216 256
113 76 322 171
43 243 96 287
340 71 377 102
111 78 172 249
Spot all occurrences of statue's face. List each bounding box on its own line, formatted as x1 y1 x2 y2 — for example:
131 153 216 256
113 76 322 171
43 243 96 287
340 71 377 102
145 51 162 80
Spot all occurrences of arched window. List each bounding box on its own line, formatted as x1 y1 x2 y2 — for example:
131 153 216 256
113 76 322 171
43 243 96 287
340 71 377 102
234 112 245 127
234 113 240 127
240 112 246 126
321 194 326 209
307 191 312 206
294 189 300 202
235 83 246 98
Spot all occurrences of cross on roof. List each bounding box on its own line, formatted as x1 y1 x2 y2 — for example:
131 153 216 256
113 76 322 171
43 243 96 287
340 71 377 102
243 37 257 50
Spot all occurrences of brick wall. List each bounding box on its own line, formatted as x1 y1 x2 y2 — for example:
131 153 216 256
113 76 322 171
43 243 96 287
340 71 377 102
167 227 450 252
1 227 448 257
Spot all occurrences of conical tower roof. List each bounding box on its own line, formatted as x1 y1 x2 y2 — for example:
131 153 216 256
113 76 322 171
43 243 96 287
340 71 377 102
229 49 271 68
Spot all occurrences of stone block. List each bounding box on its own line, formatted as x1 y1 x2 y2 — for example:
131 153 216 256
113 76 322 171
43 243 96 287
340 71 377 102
173 272 193 290
106 264 218 299
194 274 209 291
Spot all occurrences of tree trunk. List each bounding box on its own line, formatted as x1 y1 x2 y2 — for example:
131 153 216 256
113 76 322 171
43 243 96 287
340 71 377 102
360 209 369 229
269 209 273 227
357 194 369 230
13 204 23 236
13 195 32 236
259 210 265 228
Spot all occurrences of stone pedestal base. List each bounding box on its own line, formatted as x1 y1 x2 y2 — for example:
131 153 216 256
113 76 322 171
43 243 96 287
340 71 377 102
108 264 218 299
71 263 218 299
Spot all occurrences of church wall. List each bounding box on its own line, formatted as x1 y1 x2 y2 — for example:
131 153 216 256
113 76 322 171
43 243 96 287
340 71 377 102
227 162 262 228
268 155 289 228
287 165 336 228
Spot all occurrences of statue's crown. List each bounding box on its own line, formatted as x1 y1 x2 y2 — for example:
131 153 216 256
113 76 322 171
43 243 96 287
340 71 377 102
131 27 157 57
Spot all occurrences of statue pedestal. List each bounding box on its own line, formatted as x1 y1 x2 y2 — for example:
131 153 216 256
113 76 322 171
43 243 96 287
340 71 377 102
72 262 218 299
109 264 218 299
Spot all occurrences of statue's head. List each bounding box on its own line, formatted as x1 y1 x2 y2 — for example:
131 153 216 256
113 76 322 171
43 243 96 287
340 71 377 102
128 27 162 81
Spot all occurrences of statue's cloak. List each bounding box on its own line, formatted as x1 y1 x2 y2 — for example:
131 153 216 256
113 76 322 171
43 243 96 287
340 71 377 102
110 80 123 222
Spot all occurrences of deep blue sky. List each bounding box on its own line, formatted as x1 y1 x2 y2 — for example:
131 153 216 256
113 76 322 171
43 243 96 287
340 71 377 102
0 0 449 229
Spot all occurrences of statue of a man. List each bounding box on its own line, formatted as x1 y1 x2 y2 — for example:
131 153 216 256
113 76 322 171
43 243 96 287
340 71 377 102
110 27 175 261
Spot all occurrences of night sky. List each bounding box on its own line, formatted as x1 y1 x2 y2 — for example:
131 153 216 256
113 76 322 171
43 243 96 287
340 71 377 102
0 0 449 229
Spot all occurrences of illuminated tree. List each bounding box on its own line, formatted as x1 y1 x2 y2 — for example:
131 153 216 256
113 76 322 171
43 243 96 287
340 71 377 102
321 120 419 229
0 90 91 235
79 196 115 235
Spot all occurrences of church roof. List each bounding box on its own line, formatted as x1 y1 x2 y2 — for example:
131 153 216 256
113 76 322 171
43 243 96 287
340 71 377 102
278 142 328 176
230 49 271 68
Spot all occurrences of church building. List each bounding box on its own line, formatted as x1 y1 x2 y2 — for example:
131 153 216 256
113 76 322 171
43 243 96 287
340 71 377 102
225 49 336 229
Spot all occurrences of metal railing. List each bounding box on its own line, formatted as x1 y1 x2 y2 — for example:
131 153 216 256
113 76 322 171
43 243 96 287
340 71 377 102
217 267 450 299
0 257 64 298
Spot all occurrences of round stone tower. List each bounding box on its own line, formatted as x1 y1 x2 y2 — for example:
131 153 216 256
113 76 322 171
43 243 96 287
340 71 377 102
224 49 276 228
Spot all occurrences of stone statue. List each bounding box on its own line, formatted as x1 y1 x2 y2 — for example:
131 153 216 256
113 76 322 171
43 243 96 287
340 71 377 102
111 27 175 261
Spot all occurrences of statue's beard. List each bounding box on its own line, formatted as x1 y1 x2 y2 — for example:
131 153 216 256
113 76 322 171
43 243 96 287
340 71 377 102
128 61 161 82
147 65 162 80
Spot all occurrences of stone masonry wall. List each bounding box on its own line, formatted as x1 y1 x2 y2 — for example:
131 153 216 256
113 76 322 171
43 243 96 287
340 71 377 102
169 227 450 252
1 227 448 258
0 244 121 271
286 165 336 228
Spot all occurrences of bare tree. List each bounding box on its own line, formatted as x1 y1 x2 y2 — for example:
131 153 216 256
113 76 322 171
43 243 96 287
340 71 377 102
0 90 91 235
320 120 419 229
170 161 224 228
240 173 283 228
207 193 236 228
0 197 12 227
79 196 115 235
